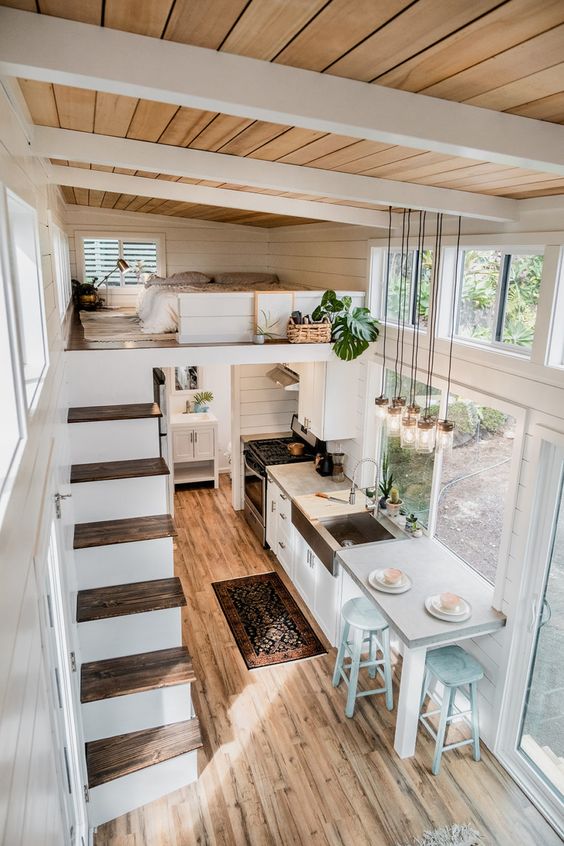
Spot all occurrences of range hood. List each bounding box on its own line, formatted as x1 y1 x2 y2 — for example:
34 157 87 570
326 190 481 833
266 365 299 390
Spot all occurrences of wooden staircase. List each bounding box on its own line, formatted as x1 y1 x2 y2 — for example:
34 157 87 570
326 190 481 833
67 401 202 827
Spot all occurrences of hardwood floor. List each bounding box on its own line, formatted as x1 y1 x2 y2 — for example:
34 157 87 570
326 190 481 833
94 477 560 846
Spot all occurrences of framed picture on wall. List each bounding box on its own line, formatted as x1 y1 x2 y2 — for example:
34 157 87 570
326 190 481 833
174 366 200 392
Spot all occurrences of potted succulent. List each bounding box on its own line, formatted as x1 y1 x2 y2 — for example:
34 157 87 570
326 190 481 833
386 486 403 517
378 451 393 510
192 391 214 413
253 310 279 344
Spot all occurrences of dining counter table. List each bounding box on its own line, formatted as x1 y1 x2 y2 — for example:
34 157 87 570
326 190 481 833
336 535 506 759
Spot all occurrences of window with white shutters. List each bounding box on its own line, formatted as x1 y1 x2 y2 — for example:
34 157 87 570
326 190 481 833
81 237 160 287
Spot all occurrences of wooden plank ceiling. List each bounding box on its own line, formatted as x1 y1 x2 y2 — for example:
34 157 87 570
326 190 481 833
6 0 564 222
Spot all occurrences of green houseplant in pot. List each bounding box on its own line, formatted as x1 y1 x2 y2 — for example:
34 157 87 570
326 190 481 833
253 310 279 344
192 391 214 413
312 290 379 361
386 486 403 517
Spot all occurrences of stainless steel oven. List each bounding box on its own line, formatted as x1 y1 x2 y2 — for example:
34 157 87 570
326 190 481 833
243 453 267 545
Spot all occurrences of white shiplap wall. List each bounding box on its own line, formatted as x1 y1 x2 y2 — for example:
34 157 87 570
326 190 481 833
0 94 66 846
236 364 298 436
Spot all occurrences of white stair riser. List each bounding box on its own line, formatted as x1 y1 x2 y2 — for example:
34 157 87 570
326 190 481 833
75 538 174 590
67 356 152 407
72 475 169 522
79 608 182 662
88 747 199 828
82 683 194 741
69 418 160 463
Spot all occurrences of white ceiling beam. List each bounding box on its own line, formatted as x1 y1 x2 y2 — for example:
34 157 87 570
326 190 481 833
1 7 563 177
47 165 398 227
32 127 518 222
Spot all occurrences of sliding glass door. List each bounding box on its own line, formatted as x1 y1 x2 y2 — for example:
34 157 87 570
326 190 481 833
518 471 564 803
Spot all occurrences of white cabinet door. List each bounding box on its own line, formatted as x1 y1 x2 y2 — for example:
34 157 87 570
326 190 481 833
314 557 339 646
293 532 316 608
276 523 294 577
296 362 314 431
296 360 358 441
266 476 278 550
193 427 214 460
172 429 194 462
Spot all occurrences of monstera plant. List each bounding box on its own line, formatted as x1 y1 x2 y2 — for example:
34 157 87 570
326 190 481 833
312 290 379 361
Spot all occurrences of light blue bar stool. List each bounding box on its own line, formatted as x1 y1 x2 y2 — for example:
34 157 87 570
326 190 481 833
419 645 484 775
332 596 393 718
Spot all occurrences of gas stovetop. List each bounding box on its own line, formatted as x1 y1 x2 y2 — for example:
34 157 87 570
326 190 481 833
245 437 315 468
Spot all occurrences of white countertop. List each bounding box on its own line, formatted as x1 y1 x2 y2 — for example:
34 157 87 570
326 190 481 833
267 462 352 500
336 537 506 648
170 411 218 426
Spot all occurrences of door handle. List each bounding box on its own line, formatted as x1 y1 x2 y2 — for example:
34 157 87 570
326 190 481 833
278 541 286 550
540 598 552 628
190 432 193 443
195 432 198 443
271 502 276 512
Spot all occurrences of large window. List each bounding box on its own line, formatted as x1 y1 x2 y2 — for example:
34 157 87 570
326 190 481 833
456 249 543 352
7 191 48 408
82 236 159 287
51 221 72 320
434 394 516 583
378 248 433 328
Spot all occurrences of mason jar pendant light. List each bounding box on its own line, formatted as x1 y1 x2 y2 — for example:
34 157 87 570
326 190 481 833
417 212 443 452
436 217 462 454
375 207 393 422
388 210 409 431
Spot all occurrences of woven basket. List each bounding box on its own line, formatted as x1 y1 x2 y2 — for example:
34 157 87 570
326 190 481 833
287 317 332 344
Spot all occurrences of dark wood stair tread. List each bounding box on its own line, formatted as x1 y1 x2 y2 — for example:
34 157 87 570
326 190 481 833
77 577 186 623
86 718 202 788
81 646 195 703
68 403 162 424
74 514 176 549
71 456 169 484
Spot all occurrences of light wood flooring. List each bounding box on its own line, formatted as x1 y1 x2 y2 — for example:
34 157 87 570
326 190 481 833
95 477 560 846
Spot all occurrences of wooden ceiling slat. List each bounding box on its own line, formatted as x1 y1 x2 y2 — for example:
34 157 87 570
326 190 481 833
68 160 90 169
375 0 564 93
275 0 413 72
88 189 105 207
60 185 76 204
326 0 503 82
94 92 139 137
412 162 512 187
248 127 327 161
73 187 89 204
278 134 359 165
38 0 102 25
19 79 59 126
188 115 255 152
123 195 153 212
163 0 249 50
126 101 179 142
90 164 114 173
113 167 137 176
304 140 394 170
340 146 425 175
421 24 564 101
508 91 564 123
53 84 95 131
1 1 35 9
218 121 290 157
103 0 174 38
158 107 217 147
464 63 564 111
100 191 121 209
113 193 137 209
495 183 564 199
221 0 328 62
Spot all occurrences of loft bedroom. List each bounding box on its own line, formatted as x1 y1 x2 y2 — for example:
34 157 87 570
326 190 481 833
0 3 563 846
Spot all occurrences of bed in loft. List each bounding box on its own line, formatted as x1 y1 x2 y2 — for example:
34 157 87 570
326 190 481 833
137 271 365 344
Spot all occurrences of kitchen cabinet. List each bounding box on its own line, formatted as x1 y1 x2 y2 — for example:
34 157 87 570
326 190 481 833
293 530 339 645
267 475 294 577
293 531 317 610
266 476 278 550
171 420 218 487
295 359 358 441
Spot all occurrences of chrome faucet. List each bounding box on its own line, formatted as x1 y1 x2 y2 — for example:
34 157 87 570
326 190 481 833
349 457 380 509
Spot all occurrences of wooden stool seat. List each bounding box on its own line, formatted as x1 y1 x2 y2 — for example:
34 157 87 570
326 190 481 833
332 597 393 718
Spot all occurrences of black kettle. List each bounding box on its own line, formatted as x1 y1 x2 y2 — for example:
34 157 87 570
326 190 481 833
316 453 334 477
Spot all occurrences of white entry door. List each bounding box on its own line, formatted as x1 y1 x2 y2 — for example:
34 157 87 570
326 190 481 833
498 438 564 837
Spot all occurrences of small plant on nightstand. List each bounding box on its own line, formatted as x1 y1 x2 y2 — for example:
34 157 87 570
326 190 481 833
192 391 214 412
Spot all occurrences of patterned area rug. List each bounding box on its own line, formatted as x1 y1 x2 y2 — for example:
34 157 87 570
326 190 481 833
212 572 326 669
79 309 174 341
398 824 483 846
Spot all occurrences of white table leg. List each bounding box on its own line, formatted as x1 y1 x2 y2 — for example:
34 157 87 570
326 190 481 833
394 645 427 758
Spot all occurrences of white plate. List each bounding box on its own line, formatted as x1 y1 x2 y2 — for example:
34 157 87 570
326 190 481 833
425 596 472 622
431 595 468 617
368 569 412 594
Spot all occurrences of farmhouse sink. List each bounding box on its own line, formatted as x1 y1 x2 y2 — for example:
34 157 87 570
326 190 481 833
319 511 395 547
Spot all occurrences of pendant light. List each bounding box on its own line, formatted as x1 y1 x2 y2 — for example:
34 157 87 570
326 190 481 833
436 216 462 453
401 211 426 450
387 210 409 435
417 212 443 452
375 207 393 421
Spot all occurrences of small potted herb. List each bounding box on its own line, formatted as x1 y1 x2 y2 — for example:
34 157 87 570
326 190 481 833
378 451 393 510
386 486 403 517
192 391 214 412
253 310 279 344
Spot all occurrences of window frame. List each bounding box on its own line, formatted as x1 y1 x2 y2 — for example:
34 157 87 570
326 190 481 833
370 245 433 330
50 215 72 321
76 231 165 289
453 246 545 357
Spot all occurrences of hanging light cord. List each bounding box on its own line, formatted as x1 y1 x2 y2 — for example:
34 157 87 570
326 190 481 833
444 216 462 419
410 210 426 407
380 206 393 397
425 212 443 414
393 209 407 399
398 209 411 400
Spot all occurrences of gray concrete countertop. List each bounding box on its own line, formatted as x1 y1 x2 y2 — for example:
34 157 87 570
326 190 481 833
336 537 506 648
